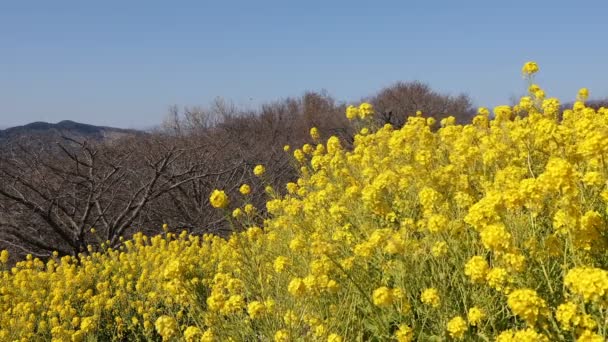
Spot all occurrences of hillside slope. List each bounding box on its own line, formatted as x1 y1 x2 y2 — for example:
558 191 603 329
0 120 142 145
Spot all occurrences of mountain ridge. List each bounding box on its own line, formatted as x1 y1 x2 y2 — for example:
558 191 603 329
0 120 143 145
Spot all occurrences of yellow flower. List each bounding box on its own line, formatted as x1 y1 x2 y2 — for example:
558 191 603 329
283 310 298 326
479 223 511 252
232 208 243 218
201 329 215 342
302 143 313 154
0 250 8 264
493 105 512 121
507 289 548 325
310 127 321 141
286 182 298 194
346 105 359 120
247 301 266 319
163 260 184 280
467 307 485 326
253 164 266 177
326 136 342 154
534 89 545 100
154 315 179 341
358 102 374 119
183 326 203 342
464 256 489 283
555 302 577 331
446 316 467 339
274 256 289 273
314 324 327 337
80 316 97 333
327 279 340 293
244 204 255 215
486 267 509 292
528 84 540 93
577 330 604 342
372 286 394 307
394 324 413 342
522 61 539 76
564 267 608 303
288 278 307 297
239 184 251 195
209 189 229 208
501 253 526 273
496 328 549 342
327 333 343 342
294 149 306 163
519 96 533 111
431 241 448 257
578 87 589 101
582 171 603 186
223 294 244 313
421 288 440 308
274 329 290 342
477 107 490 116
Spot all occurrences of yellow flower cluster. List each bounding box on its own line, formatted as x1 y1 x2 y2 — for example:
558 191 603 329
310 127 321 141
345 102 374 120
372 286 404 307
2 62 608 340
564 267 608 303
209 189 229 208
464 256 489 283
507 289 548 325
496 328 549 342
239 183 251 195
253 164 266 176
0 250 8 264
467 307 485 326
0 232 226 341
421 287 441 308
154 315 179 341
522 61 539 75
446 316 467 339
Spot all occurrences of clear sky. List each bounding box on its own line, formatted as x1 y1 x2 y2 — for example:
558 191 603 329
1 0 607 129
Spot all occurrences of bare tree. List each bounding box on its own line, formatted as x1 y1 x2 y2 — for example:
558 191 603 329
0 135 234 256
369 81 475 127
161 105 183 135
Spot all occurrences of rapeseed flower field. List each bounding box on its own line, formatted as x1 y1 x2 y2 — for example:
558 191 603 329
2 63 608 341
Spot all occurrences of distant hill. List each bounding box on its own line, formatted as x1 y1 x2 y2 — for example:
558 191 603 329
0 120 143 146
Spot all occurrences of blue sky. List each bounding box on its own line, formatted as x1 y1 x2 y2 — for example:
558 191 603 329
1 1 607 128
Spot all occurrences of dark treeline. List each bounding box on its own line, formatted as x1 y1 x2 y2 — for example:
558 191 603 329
0 82 475 260
562 98 608 111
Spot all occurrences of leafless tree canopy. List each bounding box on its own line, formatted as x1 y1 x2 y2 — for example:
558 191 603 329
0 135 241 256
369 81 475 127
